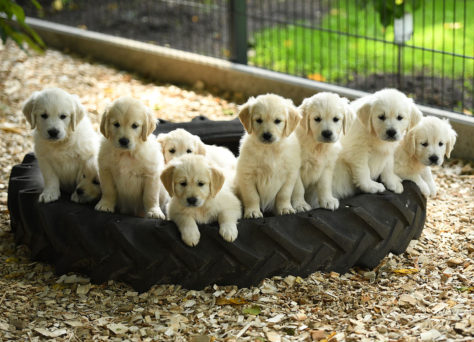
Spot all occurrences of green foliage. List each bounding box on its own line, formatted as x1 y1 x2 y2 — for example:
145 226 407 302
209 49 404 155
365 0 424 27
0 0 45 52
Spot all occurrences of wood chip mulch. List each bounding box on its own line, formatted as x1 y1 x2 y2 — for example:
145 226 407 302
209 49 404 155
0 42 472 341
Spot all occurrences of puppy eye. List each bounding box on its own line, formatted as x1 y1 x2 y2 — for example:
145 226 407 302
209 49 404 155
198 181 204 187
439 142 444 147
186 149 192 153
333 117 339 122
421 142 428 147
113 122 120 128
92 179 100 185
131 123 138 129
314 117 321 123
378 114 386 121
274 119 281 124
41 113 48 119
180 181 187 187
60 114 67 120
397 115 403 121
256 118 263 124
169 148 176 154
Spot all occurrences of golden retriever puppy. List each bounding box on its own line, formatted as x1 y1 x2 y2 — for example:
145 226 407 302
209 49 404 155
395 116 456 197
95 97 165 219
157 128 237 171
22 88 98 203
234 94 308 218
296 92 355 210
333 88 422 199
161 154 241 247
71 155 101 203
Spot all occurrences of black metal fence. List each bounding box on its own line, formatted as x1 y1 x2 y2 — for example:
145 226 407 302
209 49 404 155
22 0 473 114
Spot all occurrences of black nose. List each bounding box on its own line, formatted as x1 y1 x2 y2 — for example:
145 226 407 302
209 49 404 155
262 132 273 141
386 129 397 138
48 128 59 138
187 197 197 206
322 130 333 139
119 137 129 147
429 155 439 164
75 188 84 196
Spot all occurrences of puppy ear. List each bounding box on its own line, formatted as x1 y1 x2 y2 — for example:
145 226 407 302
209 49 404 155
160 165 175 197
22 91 40 129
409 102 423 130
283 105 301 137
70 94 86 132
195 136 206 155
209 167 225 198
100 106 110 139
156 133 168 157
298 100 311 134
403 128 417 157
445 122 457 159
238 99 253 133
342 101 355 135
142 108 156 141
357 102 374 134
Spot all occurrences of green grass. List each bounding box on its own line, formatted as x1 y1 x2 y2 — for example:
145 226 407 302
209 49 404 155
250 0 473 83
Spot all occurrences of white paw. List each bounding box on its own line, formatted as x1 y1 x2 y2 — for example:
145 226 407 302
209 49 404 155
219 223 238 242
39 189 60 203
95 199 115 213
145 207 166 220
385 178 404 194
362 181 386 194
417 182 431 197
319 196 339 211
293 201 312 212
181 227 200 247
244 208 263 219
429 186 437 197
277 206 296 216
70 192 80 203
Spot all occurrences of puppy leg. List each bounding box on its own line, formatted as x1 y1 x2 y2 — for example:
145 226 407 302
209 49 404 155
239 178 263 219
218 209 239 243
317 168 339 210
38 159 61 203
404 174 430 197
143 176 165 219
95 168 116 212
351 155 386 193
173 215 200 247
380 158 404 194
420 167 437 197
304 183 320 209
291 177 312 212
275 173 296 215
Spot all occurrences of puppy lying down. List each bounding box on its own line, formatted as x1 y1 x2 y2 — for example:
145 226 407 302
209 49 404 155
161 154 241 247
395 116 456 197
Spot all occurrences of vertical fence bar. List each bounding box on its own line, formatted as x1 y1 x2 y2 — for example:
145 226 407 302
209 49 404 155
229 0 247 64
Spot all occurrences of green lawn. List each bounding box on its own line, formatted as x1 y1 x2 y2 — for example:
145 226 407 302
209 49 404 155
249 0 473 83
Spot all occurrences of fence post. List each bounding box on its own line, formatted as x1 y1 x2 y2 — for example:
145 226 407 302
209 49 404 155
229 0 247 64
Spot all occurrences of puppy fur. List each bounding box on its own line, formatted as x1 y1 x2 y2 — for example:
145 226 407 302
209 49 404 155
22 88 99 203
157 128 237 172
395 116 456 197
71 154 101 203
333 88 422 199
95 97 165 219
234 94 309 218
161 154 241 247
296 92 355 210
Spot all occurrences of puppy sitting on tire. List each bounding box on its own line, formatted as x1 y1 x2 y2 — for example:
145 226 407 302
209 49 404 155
95 97 165 219
22 88 99 203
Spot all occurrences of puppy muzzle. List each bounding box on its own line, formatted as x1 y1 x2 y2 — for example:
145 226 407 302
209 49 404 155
428 155 440 166
260 132 274 144
118 137 130 149
320 130 335 143
384 128 399 141
47 128 61 140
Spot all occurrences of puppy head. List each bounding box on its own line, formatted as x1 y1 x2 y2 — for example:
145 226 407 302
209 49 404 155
157 128 206 164
238 94 300 144
22 88 86 142
404 116 457 166
299 92 355 143
100 97 155 150
160 154 225 208
357 89 422 142
72 157 101 203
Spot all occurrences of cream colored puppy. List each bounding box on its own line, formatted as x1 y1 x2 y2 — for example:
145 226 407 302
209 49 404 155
157 128 237 171
333 89 422 199
22 88 99 203
71 155 101 203
296 92 355 210
234 94 308 218
95 97 165 219
395 116 456 197
161 154 241 247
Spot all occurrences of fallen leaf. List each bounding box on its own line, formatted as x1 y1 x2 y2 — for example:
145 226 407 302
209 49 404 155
392 268 419 275
308 73 326 82
242 305 261 315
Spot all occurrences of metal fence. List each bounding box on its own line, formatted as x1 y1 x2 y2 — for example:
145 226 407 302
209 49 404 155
22 0 473 114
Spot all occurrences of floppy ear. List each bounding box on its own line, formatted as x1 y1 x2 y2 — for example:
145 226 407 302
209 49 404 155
238 99 253 133
342 101 355 135
22 91 40 129
403 128 417 157
160 165 175 197
156 133 168 156
209 167 225 198
357 102 374 134
99 106 110 139
445 123 457 159
70 94 86 132
298 100 311 134
195 136 206 155
141 108 156 141
409 102 423 129
283 105 301 137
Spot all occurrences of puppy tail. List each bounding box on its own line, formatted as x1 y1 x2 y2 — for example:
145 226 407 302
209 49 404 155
332 159 355 200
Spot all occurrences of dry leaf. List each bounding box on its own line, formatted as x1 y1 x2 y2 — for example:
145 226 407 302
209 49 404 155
392 268 419 274
307 73 326 82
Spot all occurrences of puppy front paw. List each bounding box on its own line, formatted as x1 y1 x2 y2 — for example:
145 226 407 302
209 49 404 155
428 185 437 197
145 207 166 220
219 223 238 242
384 177 404 194
276 206 296 216
416 181 431 197
319 196 339 211
293 200 312 213
361 181 386 194
244 208 263 219
181 227 201 247
39 189 60 203
95 199 115 213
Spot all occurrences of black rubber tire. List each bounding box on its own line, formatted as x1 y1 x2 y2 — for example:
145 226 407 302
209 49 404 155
8 118 426 292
